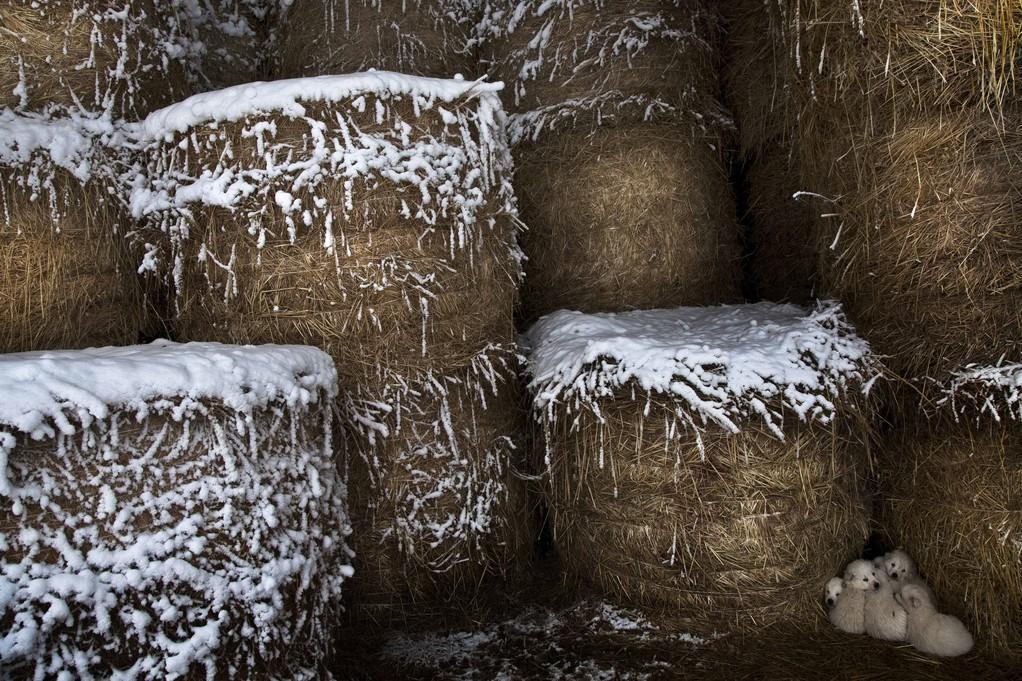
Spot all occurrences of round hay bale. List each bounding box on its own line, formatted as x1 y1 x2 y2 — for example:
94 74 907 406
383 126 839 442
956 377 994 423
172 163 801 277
0 342 352 678
275 0 479 80
0 0 192 116
478 0 725 122
514 121 742 322
343 346 530 621
744 151 821 305
817 112 1022 391
129 75 529 614
524 302 877 631
0 112 145 352
880 411 1022 651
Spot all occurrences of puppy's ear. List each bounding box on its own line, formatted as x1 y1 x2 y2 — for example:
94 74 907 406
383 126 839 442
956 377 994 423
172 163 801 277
908 594 921 610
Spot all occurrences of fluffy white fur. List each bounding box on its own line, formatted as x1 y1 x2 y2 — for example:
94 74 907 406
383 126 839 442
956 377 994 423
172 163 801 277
863 565 908 641
898 583 974 657
881 549 937 604
825 576 843 609
829 561 871 635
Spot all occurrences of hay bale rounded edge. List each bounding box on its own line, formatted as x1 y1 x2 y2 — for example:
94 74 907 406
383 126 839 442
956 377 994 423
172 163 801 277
0 341 353 678
525 302 877 631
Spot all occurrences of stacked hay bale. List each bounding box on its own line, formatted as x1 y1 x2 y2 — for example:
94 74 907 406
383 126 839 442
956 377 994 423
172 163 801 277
275 0 480 79
477 0 743 322
880 366 1022 651
0 341 352 678
726 0 1022 394
0 111 146 352
524 301 877 630
129 73 528 618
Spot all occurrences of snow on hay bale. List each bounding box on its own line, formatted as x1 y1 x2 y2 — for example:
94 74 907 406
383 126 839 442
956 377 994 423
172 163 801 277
0 0 194 116
0 341 352 678
524 302 877 629
127 73 527 611
0 110 145 352
880 364 1022 650
477 0 742 321
275 0 480 80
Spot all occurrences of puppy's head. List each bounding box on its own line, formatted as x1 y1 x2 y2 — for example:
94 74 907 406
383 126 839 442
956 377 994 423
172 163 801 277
844 559 880 592
895 583 934 613
884 549 916 582
825 576 843 608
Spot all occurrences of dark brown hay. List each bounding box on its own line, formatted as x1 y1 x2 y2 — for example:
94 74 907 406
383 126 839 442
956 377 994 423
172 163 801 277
480 0 725 123
275 0 478 80
0 177 145 352
879 418 1022 654
543 395 872 632
744 151 821 304
0 0 189 116
817 112 1022 390
514 122 743 323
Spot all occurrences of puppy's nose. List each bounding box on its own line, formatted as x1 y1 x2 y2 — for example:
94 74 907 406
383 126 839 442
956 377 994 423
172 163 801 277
890 573 898 580
826 598 834 607
872 582 880 591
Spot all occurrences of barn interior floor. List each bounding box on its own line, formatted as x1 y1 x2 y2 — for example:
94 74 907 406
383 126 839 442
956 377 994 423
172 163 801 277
329 559 1021 680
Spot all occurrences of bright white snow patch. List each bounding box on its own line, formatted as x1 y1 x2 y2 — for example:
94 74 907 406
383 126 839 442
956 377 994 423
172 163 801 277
0 339 337 441
524 301 876 439
939 363 1022 422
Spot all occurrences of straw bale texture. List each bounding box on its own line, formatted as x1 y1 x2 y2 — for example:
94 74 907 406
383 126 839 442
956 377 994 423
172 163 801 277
0 173 145 353
543 396 872 631
276 0 479 80
514 122 742 322
879 419 1022 653
0 0 192 116
816 112 1022 389
0 365 350 677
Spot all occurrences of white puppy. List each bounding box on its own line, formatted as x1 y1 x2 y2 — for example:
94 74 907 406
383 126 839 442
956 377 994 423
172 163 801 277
864 565 908 641
897 583 974 657
829 561 870 635
881 549 937 603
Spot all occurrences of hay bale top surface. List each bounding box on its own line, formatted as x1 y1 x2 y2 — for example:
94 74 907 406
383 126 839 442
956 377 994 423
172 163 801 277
939 363 1022 423
133 71 504 140
0 110 112 178
524 301 875 436
0 340 337 442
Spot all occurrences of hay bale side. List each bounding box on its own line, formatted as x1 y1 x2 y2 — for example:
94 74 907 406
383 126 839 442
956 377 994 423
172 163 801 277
275 0 479 79
547 401 871 630
514 122 742 320
130 75 529 615
818 112 1022 388
0 112 145 352
0 342 352 678
0 0 193 116
178 0 279 90
879 420 1022 652
744 151 821 304
525 302 878 631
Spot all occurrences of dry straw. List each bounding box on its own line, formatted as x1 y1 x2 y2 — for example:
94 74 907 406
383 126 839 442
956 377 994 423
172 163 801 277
0 0 193 116
131 76 528 615
514 121 742 321
275 0 480 79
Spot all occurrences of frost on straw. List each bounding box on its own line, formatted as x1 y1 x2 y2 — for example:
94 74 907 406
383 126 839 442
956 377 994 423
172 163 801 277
0 341 353 679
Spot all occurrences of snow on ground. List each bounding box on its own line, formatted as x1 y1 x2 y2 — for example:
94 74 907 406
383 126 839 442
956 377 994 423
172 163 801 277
380 599 717 681
524 301 877 441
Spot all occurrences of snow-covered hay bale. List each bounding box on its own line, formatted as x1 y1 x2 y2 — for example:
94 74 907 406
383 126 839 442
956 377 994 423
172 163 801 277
130 73 528 614
176 0 279 90
0 0 192 116
345 346 529 616
0 341 352 678
819 113 1022 391
276 0 479 80
477 0 725 124
525 302 877 630
880 365 1022 651
0 111 145 352
513 122 742 321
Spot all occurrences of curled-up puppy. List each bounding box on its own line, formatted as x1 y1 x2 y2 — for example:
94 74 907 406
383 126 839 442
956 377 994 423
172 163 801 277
882 549 937 603
864 565 908 641
898 583 974 657
830 561 870 635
